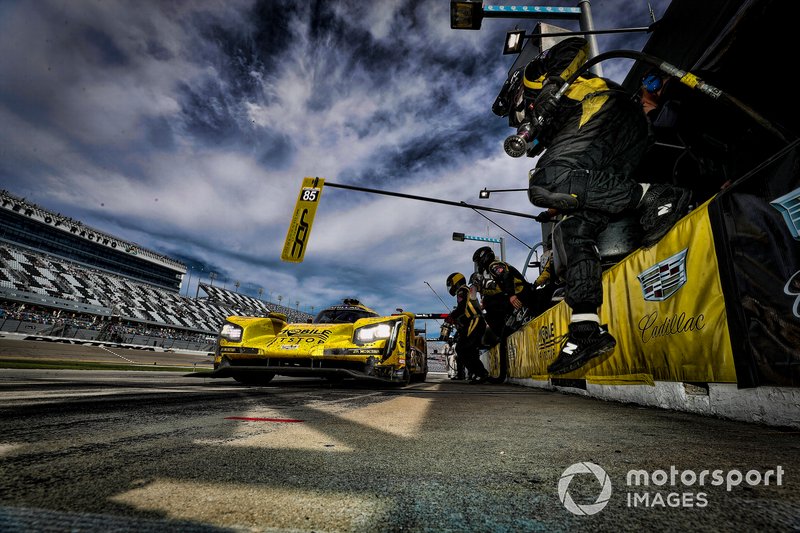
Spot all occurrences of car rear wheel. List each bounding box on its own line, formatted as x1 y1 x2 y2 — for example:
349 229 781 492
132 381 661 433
411 361 428 383
233 372 276 385
393 367 411 387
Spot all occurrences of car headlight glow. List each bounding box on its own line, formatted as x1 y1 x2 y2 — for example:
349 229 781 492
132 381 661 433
220 322 243 342
354 322 394 343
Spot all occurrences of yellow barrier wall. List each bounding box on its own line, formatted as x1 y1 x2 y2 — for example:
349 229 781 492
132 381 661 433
508 201 737 385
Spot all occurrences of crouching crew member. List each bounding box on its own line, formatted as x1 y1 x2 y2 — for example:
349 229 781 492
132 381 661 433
473 246 554 335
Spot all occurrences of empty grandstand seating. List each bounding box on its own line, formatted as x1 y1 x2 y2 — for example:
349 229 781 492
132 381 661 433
0 243 313 337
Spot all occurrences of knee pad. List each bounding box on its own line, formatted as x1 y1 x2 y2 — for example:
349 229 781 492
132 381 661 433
551 216 600 278
551 219 569 280
564 258 603 310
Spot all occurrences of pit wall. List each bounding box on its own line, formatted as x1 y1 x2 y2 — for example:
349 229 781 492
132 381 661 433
507 377 800 429
499 199 800 429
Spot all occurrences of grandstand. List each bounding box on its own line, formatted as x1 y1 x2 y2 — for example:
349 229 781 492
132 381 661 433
0 190 313 350
1 190 185 291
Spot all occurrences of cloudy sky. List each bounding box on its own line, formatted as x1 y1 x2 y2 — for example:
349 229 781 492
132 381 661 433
0 0 670 317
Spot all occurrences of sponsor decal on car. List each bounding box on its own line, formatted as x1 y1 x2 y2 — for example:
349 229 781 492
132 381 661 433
279 329 332 341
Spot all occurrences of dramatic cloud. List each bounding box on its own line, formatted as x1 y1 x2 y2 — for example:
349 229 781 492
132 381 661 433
0 0 669 316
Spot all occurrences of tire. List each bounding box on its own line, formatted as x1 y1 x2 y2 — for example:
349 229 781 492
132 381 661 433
394 368 411 387
233 372 276 385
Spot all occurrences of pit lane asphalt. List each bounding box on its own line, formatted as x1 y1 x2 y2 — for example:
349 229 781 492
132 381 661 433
0 340 798 532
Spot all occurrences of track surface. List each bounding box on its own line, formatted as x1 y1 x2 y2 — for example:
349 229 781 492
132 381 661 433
1 339 799 532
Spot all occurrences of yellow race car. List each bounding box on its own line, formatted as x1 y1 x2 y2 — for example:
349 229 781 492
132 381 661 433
212 299 428 385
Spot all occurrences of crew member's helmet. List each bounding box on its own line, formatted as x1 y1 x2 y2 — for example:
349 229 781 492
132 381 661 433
472 246 496 272
446 272 466 296
641 69 665 93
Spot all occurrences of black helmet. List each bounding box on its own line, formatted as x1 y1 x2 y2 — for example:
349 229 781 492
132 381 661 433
472 246 495 271
446 272 466 296
492 66 523 118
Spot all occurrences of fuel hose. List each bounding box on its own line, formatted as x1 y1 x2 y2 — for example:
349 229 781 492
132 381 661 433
555 50 790 143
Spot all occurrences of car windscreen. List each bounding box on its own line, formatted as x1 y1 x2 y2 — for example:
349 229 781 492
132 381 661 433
313 309 377 324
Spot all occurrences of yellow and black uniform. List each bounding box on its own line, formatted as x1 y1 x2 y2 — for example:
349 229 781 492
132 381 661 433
472 247 505 338
476 270 506 338
449 284 489 383
523 38 648 181
498 36 649 314
487 259 554 321
494 38 691 375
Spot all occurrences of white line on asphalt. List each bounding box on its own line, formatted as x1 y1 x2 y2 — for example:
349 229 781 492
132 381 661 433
98 345 137 364
313 391 384 405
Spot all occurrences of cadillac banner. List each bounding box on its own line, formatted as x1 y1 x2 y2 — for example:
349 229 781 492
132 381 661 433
508 201 736 385
508 144 800 388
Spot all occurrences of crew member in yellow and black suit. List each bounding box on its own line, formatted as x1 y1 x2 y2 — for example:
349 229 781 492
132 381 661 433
473 246 555 333
492 36 691 375
446 272 489 384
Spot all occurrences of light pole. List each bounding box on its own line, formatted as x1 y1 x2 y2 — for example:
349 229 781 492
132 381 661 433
184 266 193 297
195 267 205 298
209 271 217 288
452 232 505 262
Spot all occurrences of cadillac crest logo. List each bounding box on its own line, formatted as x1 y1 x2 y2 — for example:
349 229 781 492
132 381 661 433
637 249 688 301
770 187 800 240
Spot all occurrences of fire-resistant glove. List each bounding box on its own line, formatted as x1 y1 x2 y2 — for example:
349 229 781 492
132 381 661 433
532 76 564 125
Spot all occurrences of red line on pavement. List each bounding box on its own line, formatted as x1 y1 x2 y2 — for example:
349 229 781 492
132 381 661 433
224 416 304 423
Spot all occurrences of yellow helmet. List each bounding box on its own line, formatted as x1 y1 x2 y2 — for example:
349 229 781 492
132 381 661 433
446 272 466 296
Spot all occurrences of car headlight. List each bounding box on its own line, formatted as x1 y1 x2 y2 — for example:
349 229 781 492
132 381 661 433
220 322 243 342
354 322 394 343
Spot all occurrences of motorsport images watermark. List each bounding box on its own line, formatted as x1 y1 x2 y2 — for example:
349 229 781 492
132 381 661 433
558 462 785 515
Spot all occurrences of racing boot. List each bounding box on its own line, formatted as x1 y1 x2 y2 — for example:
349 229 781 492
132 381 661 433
547 321 616 375
470 369 490 384
638 184 692 247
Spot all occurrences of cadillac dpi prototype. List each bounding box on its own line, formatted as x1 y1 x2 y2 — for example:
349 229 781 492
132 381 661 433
212 299 428 385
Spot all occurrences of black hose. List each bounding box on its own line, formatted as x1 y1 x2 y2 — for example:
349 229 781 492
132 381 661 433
555 49 790 143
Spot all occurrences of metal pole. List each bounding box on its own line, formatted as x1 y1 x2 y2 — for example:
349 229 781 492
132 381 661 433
499 237 506 263
184 268 192 297
530 26 651 39
424 281 452 313
522 241 544 279
325 182 541 221
577 0 603 76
